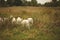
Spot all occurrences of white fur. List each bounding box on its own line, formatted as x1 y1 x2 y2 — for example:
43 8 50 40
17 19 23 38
21 18 33 29
12 17 16 24
16 17 22 24
27 18 33 24
21 19 30 29
0 17 3 22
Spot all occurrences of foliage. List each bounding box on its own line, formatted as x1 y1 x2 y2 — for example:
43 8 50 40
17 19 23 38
0 0 60 7
31 0 37 6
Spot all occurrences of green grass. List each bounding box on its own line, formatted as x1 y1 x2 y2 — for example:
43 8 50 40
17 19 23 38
0 7 60 40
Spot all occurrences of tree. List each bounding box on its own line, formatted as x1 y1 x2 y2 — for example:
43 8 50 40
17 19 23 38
52 0 57 7
21 0 26 6
0 0 2 6
14 0 23 6
52 0 57 3
31 0 37 6
57 0 60 6
0 0 5 6
7 0 12 6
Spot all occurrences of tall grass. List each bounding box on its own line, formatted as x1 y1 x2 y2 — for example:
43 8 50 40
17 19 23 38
0 7 60 40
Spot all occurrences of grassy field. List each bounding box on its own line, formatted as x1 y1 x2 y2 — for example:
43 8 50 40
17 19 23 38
0 6 60 40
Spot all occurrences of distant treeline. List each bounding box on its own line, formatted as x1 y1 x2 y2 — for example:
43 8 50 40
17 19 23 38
0 0 60 7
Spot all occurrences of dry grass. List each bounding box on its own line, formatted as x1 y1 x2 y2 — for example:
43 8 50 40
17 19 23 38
0 6 60 40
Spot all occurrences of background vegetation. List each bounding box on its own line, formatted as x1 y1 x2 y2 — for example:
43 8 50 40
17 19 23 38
0 7 60 40
0 0 60 7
